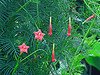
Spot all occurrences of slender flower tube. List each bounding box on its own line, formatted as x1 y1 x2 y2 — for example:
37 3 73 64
48 17 52 36
52 43 56 62
82 14 95 24
67 17 72 36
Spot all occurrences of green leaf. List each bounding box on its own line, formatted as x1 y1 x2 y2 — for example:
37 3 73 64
88 41 100 57
86 57 100 70
85 35 100 70
61 69 69 75
85 35 100 57
61 69 81 75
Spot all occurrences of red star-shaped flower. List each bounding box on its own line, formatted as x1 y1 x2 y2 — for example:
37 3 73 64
18 43 29 54
34 30 45 41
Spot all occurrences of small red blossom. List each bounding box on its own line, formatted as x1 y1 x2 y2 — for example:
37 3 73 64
52 50 55 62
52 43 56 62
82 14 95 24
67 17 72 36
48 17 52 36
34 29 45 41
18 43 29 54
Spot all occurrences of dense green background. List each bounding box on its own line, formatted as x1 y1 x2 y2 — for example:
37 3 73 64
0 0 100 75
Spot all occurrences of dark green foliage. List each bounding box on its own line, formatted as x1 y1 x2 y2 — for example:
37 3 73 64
0 0 100 75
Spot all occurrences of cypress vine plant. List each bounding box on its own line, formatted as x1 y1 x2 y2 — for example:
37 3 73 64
0 0 100 75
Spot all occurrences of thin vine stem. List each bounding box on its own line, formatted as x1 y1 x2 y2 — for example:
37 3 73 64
89 65 92 75
12 56 20 75
12 49 48 74
16 1 39 30
84 0 98 16
69 19 95 74
74 19 95 56
36 2 40 27
20 49 47 62
16 1 30 13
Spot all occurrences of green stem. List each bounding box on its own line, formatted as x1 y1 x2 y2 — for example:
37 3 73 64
84 0 97 16
12 62 19 75
34 1 40 29
16 1 39 30
12 49 47 74
21 6 39 30
36 40 39 49
34 40 39 58
70 19 95 74
12 56 20 75
36 2 40 27
75 19 95 55
89 65 92 75
16 1 30 13
20 49 46 62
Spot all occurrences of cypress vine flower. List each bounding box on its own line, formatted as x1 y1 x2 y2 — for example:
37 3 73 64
48 17 52 36
18 43 29 54
67 17 72 36
34 29 45 41
82 14 95 24
52 43 56 62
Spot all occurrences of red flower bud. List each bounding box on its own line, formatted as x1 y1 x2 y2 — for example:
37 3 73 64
48 17 52 36
52 50 55 62
52 43 56 62
67 17 72 36
82 14 95 24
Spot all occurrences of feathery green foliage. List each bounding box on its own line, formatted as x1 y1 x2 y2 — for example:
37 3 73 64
0 0 100 75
